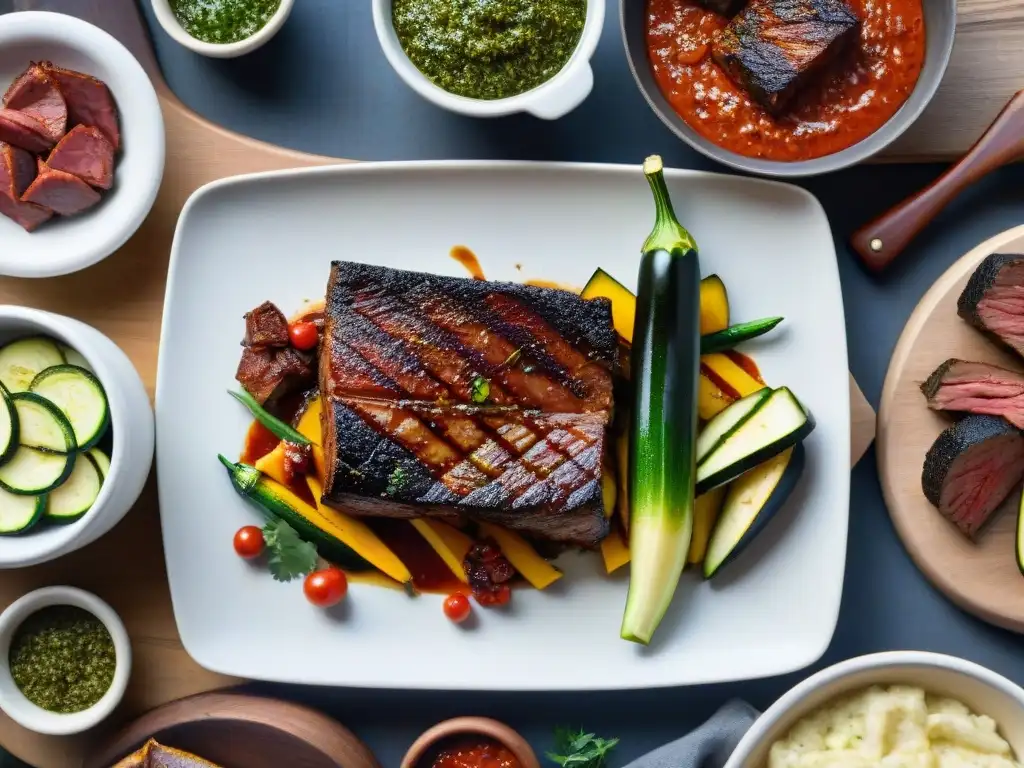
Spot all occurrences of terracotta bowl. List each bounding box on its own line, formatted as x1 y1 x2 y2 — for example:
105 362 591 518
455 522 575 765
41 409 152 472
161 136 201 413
401 717 540 768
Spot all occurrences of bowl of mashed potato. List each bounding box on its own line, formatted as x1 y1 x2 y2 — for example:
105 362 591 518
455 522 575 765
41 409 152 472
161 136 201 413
725 652 1024 768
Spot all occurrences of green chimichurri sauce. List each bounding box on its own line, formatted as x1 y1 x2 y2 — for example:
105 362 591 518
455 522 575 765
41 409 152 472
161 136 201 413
392 0 587 100
171 0 281 45
8 606 116 714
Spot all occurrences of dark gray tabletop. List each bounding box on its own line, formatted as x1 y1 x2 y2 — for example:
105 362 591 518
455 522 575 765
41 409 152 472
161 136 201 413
137 2 1024 765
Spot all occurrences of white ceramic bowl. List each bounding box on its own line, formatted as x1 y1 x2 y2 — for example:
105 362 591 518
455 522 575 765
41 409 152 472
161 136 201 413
0 306 154 569
372 0 603 119
0 586 131 735
150 0 296 58
0 12 165 278
725 651 1024 768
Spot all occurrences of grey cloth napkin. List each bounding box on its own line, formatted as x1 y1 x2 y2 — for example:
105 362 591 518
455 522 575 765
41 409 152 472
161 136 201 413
622 700 760 768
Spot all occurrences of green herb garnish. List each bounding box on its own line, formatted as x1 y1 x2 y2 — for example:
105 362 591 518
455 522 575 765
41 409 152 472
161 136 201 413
229 389 311 446
471 376 490 404
386 466 408 496
503 348 523 368
262 518 318 582
547 728 619 768
171 0 281 44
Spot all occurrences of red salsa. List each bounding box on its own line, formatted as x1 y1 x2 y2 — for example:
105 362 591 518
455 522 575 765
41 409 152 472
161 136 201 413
429 737 521 768
645 0 926 160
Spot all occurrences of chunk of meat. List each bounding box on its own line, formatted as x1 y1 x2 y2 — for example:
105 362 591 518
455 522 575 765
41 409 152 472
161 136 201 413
45 125 114 190
0 141 51 232
712 0 860 115
21 159 101 216
958 254 1024 360
235 346 314 406
0 108 55 153
3 63 67 143
39 62 120 149
922 359 1024 430
243 300 290 348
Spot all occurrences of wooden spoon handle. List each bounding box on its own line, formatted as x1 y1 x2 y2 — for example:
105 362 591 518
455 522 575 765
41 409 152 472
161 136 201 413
851 90 1024 273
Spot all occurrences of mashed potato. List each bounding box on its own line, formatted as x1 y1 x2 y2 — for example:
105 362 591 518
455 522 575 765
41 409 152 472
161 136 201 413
768 685 1022 768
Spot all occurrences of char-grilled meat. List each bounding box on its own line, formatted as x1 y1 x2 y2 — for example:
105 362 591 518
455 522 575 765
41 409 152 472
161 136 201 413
712 0 860 115
922 415 1024 538
46 125 114 190
922 358 1024 430
0 141 50 232
235 301 314 408
318 262 617 547
957 254 1024 359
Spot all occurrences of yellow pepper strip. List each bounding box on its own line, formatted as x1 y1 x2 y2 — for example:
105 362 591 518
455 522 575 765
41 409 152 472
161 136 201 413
687 487 726 565
254 442 288 487
295 398 327 483
478 522 563 590
702 353 764 397
699 275 729 334
410 519 473 583
600 525 630 574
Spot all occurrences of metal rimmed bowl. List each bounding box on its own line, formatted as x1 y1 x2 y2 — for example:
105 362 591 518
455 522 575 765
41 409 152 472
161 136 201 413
620 0 957 177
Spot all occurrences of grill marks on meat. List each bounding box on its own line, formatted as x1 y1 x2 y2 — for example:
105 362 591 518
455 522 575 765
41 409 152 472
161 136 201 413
320 262 616 546
922 359 1024 430
958 254 1024 359
3 64 67 144
22 158 101 216
235 301 315 409
46 125 114 190
922 415 1024 538
713 0 860 115
0 141 50 231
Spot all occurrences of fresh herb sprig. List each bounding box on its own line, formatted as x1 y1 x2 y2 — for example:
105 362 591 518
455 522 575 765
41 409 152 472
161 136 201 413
547 728 619 768
262 518 318 582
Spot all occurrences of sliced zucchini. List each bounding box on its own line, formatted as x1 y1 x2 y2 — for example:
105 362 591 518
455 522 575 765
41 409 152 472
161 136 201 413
0 337 64 392
46 452 102 523
696 388 770 464
29 365 108 450
696 387 814 494
0 383 18 465
10 392 76 452
0 487 44 534
704 443 805 578
58 343 93 372
0 446 74 495
87 447 110 479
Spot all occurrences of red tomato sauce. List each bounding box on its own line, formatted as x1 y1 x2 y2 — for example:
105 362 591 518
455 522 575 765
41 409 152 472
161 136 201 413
429 738 521 768
369 518 466 594
645 0 926 160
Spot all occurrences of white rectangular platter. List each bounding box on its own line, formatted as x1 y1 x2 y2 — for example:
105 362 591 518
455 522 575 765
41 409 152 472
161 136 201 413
156 161 850 690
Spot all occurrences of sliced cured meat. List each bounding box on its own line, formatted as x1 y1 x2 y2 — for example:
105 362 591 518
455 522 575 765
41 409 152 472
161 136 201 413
0 141 51 232
45 125 114 190
922 358 1024 430
922 415 1024 538
316 261 617 547
21 159 100 216
958 254 1024 359
0 108 55 153
3 63 67 143
39 62 120 149
712 0 860 115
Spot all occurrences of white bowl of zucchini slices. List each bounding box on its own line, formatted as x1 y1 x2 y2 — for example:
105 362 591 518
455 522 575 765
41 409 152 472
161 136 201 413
0 306 153 568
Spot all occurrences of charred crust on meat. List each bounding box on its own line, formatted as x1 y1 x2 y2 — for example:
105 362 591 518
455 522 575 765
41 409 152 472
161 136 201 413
920 358 961 400
957 254 1024 358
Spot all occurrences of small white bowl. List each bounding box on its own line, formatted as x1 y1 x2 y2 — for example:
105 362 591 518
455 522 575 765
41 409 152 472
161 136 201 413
372 0 603 119
0 306 154 570
0 586 131 735
150 0 296 58
725 651 1024 768
0 12 165 278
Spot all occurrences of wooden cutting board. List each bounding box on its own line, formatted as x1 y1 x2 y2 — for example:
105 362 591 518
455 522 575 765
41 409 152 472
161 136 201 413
0 2 877 767
878 225 1024 634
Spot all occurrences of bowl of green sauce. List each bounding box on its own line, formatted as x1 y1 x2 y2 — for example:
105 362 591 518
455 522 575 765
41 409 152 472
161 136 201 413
0 586 130 735
373 0 603 119
151 0 294 58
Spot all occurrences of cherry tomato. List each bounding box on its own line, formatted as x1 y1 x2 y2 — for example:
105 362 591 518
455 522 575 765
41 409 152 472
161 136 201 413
443 593 472 623
233 526 265 559
304 567 348 607
289 321 319 351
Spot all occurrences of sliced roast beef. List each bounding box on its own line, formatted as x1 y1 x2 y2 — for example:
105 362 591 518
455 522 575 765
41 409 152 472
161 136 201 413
922 415 1024 537
21 159 100 216
45 125 114 190
958 254 1024 358
922 358 1024 429
0 142 50 232
3 63 67 143
39 62 119 150
235 301 314 407
0 108 54 153
243 301 290 348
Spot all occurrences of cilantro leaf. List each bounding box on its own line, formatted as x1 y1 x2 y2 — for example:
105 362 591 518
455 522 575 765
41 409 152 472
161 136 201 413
262 519 318 582
385 466 407 496
547 728 619 768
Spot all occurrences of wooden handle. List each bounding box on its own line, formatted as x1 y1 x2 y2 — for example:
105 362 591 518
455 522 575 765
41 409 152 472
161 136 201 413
851 90 1024 273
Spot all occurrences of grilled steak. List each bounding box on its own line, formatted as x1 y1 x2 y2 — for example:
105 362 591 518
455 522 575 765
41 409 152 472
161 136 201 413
0 141 50 232
235 301 315 408
46 125 114 190
922 358 1024 429
922 415 1024 537
958 254 1024 359
22 158 100 216
319 262 617 547
39 62 120 150
3 63 67 144
712 0 860 115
